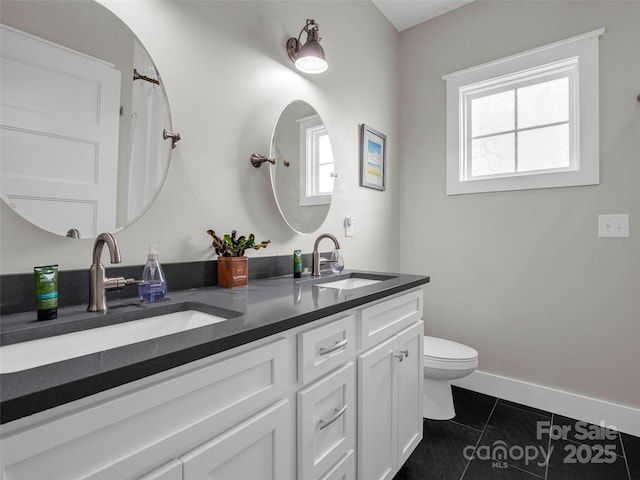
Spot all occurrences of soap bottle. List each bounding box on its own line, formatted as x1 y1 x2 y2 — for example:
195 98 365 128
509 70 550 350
138 244 167 302
329 249 344 273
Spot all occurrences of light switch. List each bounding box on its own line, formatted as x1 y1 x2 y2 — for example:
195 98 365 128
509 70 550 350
598 214 629 238
344 215 355 237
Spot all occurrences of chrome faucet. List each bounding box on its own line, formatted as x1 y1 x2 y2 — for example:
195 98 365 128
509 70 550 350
88 232 138 312
312 233 341 277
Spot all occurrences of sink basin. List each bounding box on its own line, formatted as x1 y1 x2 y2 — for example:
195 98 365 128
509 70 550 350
0 310 228 374
313 272 396 290
317 278 383 290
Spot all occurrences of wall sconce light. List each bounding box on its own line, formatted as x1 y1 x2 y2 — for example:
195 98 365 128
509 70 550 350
286 19 328 74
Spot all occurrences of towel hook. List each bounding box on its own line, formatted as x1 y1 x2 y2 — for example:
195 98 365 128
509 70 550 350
250 153 276 168
163 129 181 149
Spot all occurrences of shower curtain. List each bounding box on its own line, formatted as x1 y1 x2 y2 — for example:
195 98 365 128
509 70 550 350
128 42 171 222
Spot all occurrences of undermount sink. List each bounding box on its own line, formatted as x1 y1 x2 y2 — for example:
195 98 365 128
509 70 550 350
317 278 383 290
313 272 396 290
0 309 229 374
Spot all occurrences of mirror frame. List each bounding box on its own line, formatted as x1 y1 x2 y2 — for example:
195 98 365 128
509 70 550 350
269 100 335 235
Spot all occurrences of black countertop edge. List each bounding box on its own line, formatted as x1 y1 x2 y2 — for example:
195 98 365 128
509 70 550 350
0 272 429 424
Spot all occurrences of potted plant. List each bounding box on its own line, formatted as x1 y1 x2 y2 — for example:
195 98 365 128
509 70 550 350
206 229 270 288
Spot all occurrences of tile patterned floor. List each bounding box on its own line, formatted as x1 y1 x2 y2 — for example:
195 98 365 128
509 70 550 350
394 386 639 480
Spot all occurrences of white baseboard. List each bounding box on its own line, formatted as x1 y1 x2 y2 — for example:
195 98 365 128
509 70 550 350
452 370 640 437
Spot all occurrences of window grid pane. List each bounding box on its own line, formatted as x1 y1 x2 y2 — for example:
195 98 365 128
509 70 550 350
517 77 569 129
518 124 570 172
467 72 572 178
471 133 515 177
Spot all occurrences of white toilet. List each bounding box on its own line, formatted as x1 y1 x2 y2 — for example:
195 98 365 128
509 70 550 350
423 336 479 420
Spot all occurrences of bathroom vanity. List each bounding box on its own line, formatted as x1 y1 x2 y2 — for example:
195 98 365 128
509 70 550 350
0 271 429 480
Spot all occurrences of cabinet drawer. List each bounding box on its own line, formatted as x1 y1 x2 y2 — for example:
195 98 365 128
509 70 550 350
298 313 355 384
320 449 355 480
357 289 422 350
297 362 356 480
0 337 289 480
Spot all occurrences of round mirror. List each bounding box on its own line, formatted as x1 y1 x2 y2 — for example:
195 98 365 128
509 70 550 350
0 1 174 239
270 100 335 235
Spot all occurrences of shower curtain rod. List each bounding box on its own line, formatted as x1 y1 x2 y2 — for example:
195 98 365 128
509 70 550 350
133 68 160 85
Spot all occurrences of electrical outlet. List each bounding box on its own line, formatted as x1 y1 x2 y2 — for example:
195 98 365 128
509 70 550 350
344 215 355 237
598 214 629 238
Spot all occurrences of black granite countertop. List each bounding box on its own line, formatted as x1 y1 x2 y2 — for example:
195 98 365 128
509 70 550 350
0 270 429 424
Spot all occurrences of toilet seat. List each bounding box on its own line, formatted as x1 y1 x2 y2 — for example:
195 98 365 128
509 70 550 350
423 336 478 362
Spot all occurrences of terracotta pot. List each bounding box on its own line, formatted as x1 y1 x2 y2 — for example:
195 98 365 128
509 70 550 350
217 256 248 288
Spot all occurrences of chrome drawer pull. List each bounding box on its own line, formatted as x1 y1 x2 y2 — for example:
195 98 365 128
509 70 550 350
318 405 348 430
318 338 348 356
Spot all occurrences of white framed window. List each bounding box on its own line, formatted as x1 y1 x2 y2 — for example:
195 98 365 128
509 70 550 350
299 114 334 206
444 29 604 195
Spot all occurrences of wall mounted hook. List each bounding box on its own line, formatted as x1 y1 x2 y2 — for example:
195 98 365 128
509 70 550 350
250 153 276 168
163 129 181 149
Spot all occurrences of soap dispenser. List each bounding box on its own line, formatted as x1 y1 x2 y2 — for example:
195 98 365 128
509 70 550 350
138 244 167 302
329 249 344 273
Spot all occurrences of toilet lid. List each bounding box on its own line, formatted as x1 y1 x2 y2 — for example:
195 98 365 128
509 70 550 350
423 336 478 361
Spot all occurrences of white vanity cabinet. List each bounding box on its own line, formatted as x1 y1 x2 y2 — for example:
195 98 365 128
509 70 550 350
356 290 424 480
0 287 424 480
0 337 291 480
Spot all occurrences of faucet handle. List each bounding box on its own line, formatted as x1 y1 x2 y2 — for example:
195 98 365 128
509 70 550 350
318 256 337 263
103 277 142 291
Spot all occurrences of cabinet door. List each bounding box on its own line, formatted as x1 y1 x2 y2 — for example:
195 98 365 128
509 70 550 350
396 321 424 467
357 336 397 480
136 460 182 480
298 362 355 480
181 400 291 480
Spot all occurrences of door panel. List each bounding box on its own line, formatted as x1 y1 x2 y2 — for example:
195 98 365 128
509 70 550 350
357 336 397 480
1 25 120 237
396 321 424 466
181 400 291 480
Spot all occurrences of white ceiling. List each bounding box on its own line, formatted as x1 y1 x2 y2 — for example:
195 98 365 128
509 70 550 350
372 0 475 31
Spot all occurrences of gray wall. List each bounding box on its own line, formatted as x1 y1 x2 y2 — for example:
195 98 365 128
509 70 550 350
398 0 639 409
0 0 400 275
1 0 637 411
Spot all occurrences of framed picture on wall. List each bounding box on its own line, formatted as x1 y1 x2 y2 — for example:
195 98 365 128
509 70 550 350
360 124 386 191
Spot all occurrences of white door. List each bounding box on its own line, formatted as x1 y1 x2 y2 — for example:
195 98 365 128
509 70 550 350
181 400 291 480
0 25 120 237
357 336 398 480
396 321 424 467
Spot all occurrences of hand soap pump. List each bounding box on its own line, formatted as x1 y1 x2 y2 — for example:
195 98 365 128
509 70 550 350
139 243 167 302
